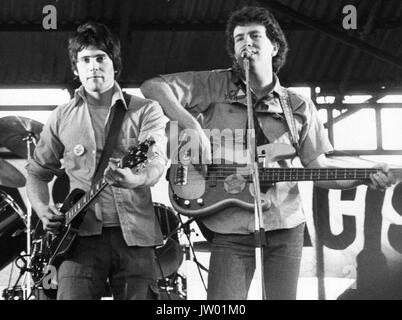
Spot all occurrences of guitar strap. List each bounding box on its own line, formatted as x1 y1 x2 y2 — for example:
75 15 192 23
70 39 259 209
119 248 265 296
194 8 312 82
277 88 301 156
92 92 130 182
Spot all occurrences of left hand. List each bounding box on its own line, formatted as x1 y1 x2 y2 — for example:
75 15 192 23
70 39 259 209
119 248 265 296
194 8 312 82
367 163 396 191
104 158 144 189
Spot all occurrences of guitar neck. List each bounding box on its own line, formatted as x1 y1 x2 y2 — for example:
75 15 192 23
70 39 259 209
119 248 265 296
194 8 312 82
205 166 400 183
65 178 108 225
258 168 401 183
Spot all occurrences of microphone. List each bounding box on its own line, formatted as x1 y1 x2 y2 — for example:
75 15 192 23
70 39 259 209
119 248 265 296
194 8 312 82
240 48 256 59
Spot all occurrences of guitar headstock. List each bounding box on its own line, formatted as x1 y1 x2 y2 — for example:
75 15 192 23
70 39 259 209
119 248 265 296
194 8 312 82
121 138 155 169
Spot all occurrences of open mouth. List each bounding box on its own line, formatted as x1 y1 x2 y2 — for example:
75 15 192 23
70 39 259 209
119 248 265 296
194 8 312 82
87 75 103 80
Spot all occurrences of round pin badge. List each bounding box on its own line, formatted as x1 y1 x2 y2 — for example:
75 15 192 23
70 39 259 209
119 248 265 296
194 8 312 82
73 144 85 156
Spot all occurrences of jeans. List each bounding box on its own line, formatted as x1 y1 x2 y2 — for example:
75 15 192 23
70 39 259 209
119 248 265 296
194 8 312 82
57 227 159 300
207 223 305 300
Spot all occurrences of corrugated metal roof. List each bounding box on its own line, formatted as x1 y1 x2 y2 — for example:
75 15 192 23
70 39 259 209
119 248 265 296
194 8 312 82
0 0 401 91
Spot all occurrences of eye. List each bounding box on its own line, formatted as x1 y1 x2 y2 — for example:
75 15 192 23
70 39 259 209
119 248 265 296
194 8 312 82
96 56 105 63
84 57 90 63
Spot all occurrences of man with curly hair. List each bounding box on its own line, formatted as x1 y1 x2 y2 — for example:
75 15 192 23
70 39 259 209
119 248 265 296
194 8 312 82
141 6 394 300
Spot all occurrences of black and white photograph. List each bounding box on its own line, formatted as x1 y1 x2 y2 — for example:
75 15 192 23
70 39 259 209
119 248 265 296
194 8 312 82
0 0 401 307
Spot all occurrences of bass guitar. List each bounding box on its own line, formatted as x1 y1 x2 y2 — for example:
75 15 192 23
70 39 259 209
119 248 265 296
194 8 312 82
168 143 401 217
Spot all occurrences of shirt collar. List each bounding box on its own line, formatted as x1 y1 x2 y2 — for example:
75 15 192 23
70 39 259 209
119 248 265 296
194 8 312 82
73 81 128 110
230 68 283 97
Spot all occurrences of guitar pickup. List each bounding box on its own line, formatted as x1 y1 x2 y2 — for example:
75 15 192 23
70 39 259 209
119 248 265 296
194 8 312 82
174 165 188 186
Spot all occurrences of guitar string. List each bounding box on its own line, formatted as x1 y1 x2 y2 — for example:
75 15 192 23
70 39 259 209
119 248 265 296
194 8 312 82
179 174 379 181
174 166 393 170
179 168 388 178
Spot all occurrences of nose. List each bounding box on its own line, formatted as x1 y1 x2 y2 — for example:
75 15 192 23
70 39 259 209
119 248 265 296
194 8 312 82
89 58 100 71
245 35 253 47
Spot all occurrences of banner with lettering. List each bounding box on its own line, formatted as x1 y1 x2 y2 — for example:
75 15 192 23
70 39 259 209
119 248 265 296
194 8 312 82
303 182 402 299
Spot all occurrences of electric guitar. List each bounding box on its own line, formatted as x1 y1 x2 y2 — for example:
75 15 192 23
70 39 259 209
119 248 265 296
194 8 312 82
168 143 401 217
30 138 155 293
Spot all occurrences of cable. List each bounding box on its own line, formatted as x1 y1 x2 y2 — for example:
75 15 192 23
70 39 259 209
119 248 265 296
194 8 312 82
177 214 208 293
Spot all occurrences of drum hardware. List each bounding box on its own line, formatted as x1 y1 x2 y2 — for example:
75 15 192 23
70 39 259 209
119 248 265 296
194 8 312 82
0 158 26 189
153 202 194 300
154 203 186 280
157 272 186 300
21 131 38 299
0 190 27 271
176 213 209 294
154 204 209 298
0 116 43 159
1 249 41 300
2 285 25 300
0 116 44 299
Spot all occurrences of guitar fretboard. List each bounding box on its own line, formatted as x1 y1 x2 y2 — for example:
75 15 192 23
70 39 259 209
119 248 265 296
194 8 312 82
65 178 108 225
204 167 401 183
61 138 154 225
258 168 380 182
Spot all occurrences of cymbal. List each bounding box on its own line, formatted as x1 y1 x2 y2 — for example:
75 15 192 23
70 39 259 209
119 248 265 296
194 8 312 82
0 158 26 188
0 116 43 158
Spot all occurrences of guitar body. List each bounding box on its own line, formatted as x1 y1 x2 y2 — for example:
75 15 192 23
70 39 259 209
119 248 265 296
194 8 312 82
168 162 272 217
30 188 87 298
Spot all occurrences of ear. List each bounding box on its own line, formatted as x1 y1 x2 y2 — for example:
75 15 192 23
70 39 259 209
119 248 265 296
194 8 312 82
73 70 78 76
272 43 279 57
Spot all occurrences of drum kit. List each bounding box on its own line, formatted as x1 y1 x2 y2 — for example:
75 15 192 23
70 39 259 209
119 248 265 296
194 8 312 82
0 116 42 300
0 116 210 300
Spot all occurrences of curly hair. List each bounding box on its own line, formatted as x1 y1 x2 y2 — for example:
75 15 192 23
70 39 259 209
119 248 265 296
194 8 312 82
225 6 288 73
68 22 122 78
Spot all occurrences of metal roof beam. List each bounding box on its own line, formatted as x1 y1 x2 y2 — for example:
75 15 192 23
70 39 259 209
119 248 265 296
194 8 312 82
339 1 382 92
317 103 402 109
119 0 134 38
1 18 400 33
259 0 402 70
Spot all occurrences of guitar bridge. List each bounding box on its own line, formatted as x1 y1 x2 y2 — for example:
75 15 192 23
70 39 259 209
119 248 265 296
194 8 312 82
174 165 188 186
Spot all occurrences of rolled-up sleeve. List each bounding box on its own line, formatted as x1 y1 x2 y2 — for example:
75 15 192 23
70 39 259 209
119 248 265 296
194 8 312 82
138 101 168 167
296 96 334 166
159 71 224 114
26 107 65 182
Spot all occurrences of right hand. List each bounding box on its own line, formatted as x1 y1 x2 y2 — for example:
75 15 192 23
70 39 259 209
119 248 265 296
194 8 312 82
180 127 211 166
38 205 65 234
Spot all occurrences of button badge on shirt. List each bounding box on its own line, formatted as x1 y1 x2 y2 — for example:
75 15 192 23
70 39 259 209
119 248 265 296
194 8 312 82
73 144 86 156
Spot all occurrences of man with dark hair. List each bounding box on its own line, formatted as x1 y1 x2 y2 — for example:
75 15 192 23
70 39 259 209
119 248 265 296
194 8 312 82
68 22 122 78
27 22 167 300
225 5 288 74
141 6 395 300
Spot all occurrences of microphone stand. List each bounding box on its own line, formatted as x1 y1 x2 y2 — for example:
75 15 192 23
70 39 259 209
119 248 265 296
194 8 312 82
21 133 36 299
243 55 266 300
